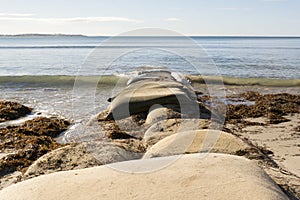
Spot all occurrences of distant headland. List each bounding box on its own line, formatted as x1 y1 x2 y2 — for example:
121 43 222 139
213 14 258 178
0 34 89 37
0 34 299 38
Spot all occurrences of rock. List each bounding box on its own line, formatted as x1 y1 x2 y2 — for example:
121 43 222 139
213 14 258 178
143 118 212 147
24 141 142 178
0 153 289 200
143 130 249 158
0 101 32 122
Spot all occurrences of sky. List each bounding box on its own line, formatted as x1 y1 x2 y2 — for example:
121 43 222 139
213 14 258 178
0 0 299 36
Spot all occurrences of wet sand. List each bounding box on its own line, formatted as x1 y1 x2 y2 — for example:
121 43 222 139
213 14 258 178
231 114 300 177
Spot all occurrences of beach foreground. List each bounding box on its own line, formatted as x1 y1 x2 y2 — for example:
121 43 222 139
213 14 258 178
0 154 289 200
0 71 299 199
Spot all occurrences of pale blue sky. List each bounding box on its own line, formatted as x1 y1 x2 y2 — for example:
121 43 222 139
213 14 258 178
0 0 299 36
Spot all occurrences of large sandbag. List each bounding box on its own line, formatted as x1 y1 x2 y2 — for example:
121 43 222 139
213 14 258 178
106 80 198 120
0 153 288 200
126 70 175 85
25 141 142 178
143 119 211 147
143 130 249 158
144 105 181 125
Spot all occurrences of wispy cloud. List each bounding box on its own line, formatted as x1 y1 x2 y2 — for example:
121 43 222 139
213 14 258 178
0 13 35 17
0 16 142 23
165 18 181 22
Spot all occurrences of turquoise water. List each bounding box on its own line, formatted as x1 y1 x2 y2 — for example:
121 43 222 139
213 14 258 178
0 36 299 79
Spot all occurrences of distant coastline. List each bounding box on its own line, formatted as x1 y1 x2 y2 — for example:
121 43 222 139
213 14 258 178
0 34 89 38
0 33 300 38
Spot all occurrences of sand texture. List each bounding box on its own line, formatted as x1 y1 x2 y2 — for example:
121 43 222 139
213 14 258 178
0 153 289 200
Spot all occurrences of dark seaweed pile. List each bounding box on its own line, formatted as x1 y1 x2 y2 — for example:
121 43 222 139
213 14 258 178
199 92 300 124
0 111 70 176
0 101 32 122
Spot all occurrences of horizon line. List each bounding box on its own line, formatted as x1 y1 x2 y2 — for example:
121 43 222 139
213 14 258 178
1 33 300 38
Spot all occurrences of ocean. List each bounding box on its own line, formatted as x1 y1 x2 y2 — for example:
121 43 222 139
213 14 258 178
0 36 300 78
0 35 299 133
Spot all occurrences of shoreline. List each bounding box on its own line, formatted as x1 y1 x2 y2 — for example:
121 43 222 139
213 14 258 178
0 74 300 88
0 72 299 199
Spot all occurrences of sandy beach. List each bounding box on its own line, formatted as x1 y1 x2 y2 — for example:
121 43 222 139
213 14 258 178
0 71 299 199
1 0 300 198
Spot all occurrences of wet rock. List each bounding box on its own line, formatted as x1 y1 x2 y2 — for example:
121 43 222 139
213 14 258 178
0 101 32 122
